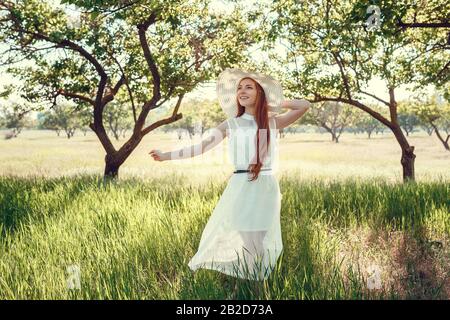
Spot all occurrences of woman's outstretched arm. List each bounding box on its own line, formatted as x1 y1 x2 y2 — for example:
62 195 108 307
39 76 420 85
273 99 311 130
149 119 228 162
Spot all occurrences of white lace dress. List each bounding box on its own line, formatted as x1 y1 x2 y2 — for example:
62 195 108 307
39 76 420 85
188 112 283 281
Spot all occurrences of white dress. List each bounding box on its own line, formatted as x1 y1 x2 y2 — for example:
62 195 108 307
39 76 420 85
188 112 283 281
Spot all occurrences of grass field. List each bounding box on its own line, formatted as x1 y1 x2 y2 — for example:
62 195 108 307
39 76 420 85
1 129 449 184
0 129 448 299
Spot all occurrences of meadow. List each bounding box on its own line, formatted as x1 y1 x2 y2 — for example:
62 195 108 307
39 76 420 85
0 129 448 299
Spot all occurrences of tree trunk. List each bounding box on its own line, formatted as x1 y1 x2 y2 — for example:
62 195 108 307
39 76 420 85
401 145 416 183
102 135 143 181
390 124 416 183
104 159 119 181
443 140 449 151
331 132 338 142
321 123 335 142
104 152 121 183
431 124 450 151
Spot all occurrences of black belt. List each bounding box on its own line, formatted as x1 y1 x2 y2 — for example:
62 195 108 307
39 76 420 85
233 169 272 174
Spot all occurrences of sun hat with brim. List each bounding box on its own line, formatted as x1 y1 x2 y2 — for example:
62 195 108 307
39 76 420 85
216 68 284 119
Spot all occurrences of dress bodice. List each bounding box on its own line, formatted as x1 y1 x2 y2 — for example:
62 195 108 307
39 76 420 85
226 112 279 173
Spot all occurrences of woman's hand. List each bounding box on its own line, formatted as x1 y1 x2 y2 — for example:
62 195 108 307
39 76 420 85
149 149 169 162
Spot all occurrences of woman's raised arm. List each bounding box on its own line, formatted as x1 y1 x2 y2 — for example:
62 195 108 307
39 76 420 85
149 119 228 161
273 99 311 130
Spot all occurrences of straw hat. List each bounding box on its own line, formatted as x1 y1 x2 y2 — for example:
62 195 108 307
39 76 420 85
216 68 284 119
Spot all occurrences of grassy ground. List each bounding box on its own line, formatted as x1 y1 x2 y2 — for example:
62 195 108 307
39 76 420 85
1 129 449 184
0 129 448 299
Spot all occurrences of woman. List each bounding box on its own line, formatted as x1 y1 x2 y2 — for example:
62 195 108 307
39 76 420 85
149 68 311 281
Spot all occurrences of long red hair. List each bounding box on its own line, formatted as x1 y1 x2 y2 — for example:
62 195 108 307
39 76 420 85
235 77 271 181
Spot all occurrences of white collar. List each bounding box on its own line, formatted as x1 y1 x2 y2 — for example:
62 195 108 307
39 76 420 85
240 112 255 120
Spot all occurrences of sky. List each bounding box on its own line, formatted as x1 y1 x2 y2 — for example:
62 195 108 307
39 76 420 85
0 0 442 119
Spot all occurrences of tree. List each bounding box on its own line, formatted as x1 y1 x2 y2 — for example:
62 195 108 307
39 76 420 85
77 106 93 136
351 0 450 89
195 99 226 134
419 122 435 136
0 102 32 138
38 110 61 136
163 98 226 139
40 103 82 138
302 101 355 143
104 99 133 141
259 0 449 182
0 0 256 181
394 0 449 29
411 95 450 151
166 112 197 139
397 101 420 136
353 109 386 139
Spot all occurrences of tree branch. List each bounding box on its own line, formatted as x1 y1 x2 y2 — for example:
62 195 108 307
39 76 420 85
141 93 184 136
311 93 393 129
388 87 398 125
56 89 95 105
137 10 162 106
397 18 450 29
110 54 138 123
101 75 126 105
359 90 390 107
331 51 352 100
434 60 450 82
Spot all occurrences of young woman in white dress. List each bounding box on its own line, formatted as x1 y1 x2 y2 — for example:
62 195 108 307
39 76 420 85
149 68 311 283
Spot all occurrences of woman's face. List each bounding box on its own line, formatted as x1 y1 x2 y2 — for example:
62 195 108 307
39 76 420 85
237 78 257 107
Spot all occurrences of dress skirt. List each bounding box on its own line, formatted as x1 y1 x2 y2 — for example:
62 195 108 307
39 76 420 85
188 172 283 281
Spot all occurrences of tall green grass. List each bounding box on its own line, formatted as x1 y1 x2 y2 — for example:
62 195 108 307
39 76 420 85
0 174 448 299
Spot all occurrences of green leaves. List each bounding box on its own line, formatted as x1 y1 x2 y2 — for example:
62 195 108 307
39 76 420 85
261 0 448 102
1 0 258 114
49 31 65 42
